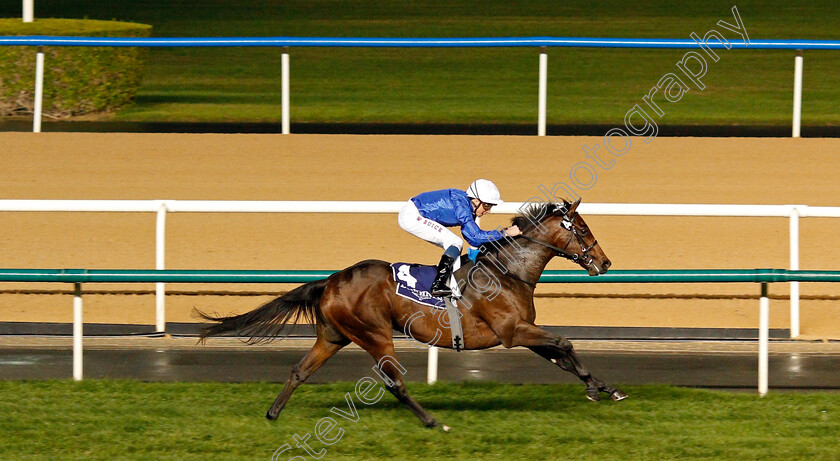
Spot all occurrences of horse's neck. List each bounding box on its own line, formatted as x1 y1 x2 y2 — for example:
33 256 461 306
455 238 555 287
504 239 556 284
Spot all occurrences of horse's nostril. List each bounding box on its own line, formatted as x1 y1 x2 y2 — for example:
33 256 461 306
603 261 611 270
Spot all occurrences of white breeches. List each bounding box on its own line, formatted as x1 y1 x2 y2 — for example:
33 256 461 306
398 200 463 252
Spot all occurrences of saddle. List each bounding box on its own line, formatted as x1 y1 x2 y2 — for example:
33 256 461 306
390 262 464 351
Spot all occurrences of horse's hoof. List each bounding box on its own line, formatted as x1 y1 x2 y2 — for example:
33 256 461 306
266 410 278 420
441 425 452 432
585 388 601 402
611 389 628 401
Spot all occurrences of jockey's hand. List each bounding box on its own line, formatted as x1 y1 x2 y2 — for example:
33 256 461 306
505 225 522 237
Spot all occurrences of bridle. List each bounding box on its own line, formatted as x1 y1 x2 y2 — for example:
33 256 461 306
479 203 599 288
518 211 598 266
496 212 597 289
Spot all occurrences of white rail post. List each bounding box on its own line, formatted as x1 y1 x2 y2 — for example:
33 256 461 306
427 346 438 384
792 50 803 138
23 0 34 22
73 283 83 381
758 282 769 396
155 202 168 333
537 47 547 136
281 48 290 135
33 50 44 133
789 207 800 338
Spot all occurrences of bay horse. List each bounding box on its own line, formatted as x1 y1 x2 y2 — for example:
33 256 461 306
196 199 626 429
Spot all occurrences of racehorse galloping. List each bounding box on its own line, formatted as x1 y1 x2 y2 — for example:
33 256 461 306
196 199 627 428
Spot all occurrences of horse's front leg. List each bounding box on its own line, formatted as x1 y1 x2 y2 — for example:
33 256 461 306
528 344 627 401
503 322 627 401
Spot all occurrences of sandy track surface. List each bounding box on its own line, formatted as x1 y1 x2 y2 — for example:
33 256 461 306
2 133 840 337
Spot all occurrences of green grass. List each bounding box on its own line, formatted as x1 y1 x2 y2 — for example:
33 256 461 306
0 18 151 35
1 380 839 460
1 0 840 125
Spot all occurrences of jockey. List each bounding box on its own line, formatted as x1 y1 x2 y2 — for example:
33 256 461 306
398 179 521 297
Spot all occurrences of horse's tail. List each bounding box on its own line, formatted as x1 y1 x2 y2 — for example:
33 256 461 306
194 278 329 344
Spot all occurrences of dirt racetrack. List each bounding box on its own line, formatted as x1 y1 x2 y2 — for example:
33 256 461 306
2 133 840 338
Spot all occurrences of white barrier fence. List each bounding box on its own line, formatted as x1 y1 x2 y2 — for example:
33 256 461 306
26 50 807 137
18 36 819 137
2 199 839 339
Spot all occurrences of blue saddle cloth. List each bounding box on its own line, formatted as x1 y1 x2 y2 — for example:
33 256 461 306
390 262 446 309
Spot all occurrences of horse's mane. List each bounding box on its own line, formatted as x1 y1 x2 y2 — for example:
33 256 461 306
474 201 568 257
511 201 566 232
454 200 571 293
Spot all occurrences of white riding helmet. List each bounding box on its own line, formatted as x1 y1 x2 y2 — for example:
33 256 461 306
466 179 503 205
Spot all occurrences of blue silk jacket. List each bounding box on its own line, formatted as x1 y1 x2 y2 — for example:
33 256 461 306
410 189 505 247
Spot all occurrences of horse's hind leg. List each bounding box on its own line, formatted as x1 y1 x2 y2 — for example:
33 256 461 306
363 342 442 429
266 336 349 420
529 343 627 402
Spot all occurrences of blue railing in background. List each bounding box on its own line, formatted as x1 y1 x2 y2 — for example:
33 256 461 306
1 36 839 49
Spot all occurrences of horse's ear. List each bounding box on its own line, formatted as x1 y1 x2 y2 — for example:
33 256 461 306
568 198 582 214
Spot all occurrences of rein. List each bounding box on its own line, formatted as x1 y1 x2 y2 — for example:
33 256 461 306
493 232 590 289
518 234 582 263
499 268 538 288
478 204 600 287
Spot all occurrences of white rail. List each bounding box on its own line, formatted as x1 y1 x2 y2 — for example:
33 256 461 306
2 199 840 339
538 50 547 136
22 0 34 23
4 199 840 217
281 52 290 134
33 51 43 133
792 50 803 137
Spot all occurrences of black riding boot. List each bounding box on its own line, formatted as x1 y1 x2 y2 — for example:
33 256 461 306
430 254 455 297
